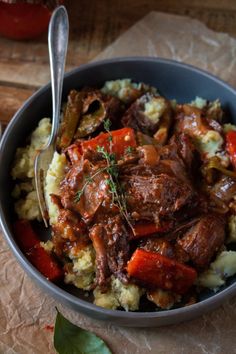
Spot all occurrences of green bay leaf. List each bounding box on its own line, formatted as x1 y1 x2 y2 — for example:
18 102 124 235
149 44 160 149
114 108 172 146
54 309 112 354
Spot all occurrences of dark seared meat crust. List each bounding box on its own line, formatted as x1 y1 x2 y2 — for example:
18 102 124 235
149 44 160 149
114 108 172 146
177 214 226 269
124 173 196 222
90 216 130 287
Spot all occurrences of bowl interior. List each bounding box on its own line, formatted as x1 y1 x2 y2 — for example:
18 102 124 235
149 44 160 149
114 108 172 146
1 57 236 323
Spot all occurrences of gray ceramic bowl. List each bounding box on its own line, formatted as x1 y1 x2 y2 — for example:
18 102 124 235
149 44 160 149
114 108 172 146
1 57 236 327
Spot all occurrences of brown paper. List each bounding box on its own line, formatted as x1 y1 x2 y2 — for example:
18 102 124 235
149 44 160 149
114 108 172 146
96 11 236 88
1 11 236 354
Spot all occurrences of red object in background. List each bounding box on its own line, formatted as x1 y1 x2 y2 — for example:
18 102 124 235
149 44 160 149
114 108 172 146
226 130 236 170
0 2 51 40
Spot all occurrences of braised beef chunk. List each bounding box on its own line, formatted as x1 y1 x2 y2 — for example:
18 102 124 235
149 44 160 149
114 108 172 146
124 173 197 223
104 216 130 283
52 206 90 257
141 238 189 263
90 224 110 287
160 133 199 177
174 104 209 137
90 217 130 286
177 214 225 269
142 238 175 258
60 159 111 222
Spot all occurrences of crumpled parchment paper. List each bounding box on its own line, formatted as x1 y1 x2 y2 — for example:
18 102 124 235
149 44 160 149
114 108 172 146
95 11 236 88
1 11 236 354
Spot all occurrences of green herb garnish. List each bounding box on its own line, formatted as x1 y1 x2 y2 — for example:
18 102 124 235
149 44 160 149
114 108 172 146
125 146 134 154
96 141 133 232
54 309 112 354
74 166 108 203
75 119 134 232
103 118 112 132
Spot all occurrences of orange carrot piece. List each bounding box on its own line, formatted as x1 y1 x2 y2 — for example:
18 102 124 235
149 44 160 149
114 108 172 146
127 249 197 294
132 222 171 238
27 244 63 282
13 219 39 250
226 131 236 169
81 127 136 158
13 220 63 282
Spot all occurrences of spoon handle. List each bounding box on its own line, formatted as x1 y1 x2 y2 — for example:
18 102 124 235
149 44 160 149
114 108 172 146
48 5 69 146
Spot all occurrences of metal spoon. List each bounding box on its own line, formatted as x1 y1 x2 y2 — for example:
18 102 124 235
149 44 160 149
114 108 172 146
34 5 69 227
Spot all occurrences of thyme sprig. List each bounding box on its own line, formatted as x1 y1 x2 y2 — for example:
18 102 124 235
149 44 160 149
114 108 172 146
97 145 133 231
74 166 108 203
74 119 134 232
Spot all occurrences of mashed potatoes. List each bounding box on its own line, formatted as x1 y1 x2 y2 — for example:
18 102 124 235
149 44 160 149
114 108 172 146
44 151 67 225
14 191 41 221
197 251 236 290
227 215 236 243
11 118 51 180
64 245 95 290
144 96 167 124
11 118 51 221
196 130 224 158
94 276 143 311
101 79 157 103
190 96 207 109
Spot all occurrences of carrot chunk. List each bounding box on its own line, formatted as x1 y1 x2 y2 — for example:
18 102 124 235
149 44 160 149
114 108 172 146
27 244 63 282
226 130 236 169
13 220 63 282
132 222 171 238
13 219 39 250
127 248 197 294
81 127 136 158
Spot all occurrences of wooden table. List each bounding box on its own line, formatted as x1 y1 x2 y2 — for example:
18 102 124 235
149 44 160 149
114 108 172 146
1 0 236 128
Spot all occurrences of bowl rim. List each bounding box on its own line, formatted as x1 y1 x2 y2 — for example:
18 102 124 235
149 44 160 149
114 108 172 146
1 56 236 320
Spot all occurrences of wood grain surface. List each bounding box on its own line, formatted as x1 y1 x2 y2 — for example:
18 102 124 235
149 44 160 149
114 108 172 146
0 0 236 127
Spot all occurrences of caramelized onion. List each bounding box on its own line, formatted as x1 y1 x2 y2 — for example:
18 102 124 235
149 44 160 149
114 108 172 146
207 157 236 180
139 145 159 166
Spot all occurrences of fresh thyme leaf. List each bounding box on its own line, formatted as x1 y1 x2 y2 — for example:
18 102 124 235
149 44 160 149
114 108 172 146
108 165 118 179
85 175 93 182
125 146 134 154
74 167 108 203
97 145 105 154
103 118 112 132
54 309 112 354
106 178 117 193
79 124 134 233
74 190 83 203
